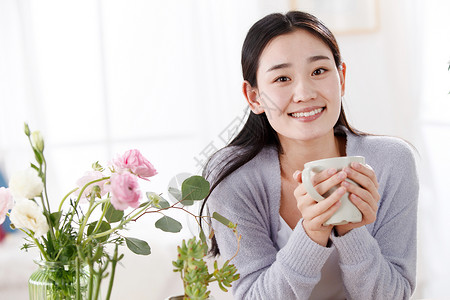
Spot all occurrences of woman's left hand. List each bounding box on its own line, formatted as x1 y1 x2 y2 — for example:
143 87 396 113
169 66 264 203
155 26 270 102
335 162 380 236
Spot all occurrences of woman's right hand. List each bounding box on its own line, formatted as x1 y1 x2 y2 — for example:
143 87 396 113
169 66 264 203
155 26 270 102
293 168 348 246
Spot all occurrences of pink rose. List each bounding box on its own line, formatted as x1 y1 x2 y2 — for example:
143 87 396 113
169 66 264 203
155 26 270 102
108 173 141 211
0 187 14 224
112 149 157 179
74 171 107 200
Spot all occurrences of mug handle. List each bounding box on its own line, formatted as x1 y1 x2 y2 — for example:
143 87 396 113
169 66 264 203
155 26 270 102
301 167 325 202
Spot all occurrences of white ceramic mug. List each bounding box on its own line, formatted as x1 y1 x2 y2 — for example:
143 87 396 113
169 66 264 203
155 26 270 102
301 156 365 226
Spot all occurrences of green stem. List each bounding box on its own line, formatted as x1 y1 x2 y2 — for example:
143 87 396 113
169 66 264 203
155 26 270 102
41 155 52 214
93 269 102 300
67 177 110 230
76 257 81 300
83 201 152 246
105 245 119 300
19 228 51 261
90 201 110 236
58 187 79 212
76 194 96 244
88 263 94 300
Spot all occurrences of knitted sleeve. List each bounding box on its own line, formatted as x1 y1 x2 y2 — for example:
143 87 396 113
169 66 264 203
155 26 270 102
331 136 419 299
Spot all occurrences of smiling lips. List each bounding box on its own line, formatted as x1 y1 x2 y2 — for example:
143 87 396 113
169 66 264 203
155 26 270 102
289 107 324 121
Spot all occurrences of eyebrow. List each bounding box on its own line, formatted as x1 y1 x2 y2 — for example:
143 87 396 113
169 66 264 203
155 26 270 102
266 63 291 72
266 55 331 73
308 55 331 63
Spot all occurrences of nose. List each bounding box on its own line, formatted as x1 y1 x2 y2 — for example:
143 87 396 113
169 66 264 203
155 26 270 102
293 79 316 103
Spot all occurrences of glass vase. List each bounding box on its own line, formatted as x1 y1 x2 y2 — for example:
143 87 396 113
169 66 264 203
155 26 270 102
28 260 89 300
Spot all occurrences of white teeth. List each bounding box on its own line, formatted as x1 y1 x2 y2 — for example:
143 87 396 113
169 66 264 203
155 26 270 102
291 108 323 118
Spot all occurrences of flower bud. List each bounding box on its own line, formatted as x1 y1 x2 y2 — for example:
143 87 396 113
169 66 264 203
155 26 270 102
24 123 30 136
31 131 45 152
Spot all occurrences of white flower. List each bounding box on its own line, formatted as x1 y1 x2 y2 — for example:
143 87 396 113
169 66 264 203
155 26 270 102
9 199 49 238
9 167 44 199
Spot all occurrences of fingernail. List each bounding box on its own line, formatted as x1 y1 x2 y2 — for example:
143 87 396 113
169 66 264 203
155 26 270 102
328 168 337 175
341 181 349 187
338 187 346 194
338 171 347 179
293 170 301 180
351 162 360 169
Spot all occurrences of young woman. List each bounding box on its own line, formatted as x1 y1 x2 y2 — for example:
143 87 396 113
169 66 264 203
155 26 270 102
202 11 418 299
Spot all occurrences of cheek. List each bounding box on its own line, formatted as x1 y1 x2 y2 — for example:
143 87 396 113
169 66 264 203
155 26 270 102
258 89 291 117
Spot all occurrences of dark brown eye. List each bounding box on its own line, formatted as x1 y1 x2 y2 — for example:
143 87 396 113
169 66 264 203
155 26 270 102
275 76 290 82
312 68 326 76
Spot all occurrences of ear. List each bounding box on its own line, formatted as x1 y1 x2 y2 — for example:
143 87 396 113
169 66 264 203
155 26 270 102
338 62 347 97
242 80 264 114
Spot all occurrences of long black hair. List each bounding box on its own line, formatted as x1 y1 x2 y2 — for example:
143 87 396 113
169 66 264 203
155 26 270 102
201 11 362 256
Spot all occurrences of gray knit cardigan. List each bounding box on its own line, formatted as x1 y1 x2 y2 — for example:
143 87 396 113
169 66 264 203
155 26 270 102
206 127 419 299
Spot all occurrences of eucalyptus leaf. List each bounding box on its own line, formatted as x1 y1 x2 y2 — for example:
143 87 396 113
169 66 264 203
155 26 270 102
168 187 182 202
158 196 171 209
212 212 234 228
105 205 124 223
180 199 194 206
125 237 151 255
87 221 111 243
155 216 182 233
199 228 207 244
181 176 210 205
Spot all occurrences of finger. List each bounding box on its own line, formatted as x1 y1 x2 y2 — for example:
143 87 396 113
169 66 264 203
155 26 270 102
314 170 348 196
348 193 377 224
343 165 378 198
341 180 378 210
350 162 379 189
308 186 346 218
293 170 302 183
311 168 338 185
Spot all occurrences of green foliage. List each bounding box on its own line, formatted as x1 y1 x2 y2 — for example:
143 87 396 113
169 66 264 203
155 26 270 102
172 235 240 300
181 176 210 206
146 192 170 209
125 237 151 255
155 216 183 233
15 123 239 300
87 221 111 243
104 205 124 223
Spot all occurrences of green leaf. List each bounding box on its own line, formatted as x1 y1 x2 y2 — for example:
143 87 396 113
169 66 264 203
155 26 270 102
125 237 151 255
212 212 235 228
139 201 150 208
158 196 171 209
87 221 111 243
155 216 182 233
181 176 210 205
33 148 43 165
168 187 182 202
146 192 170 209
92 245 104 261
104 204 124 223
49 211 62 228
30 163 39 172
199 228 207 244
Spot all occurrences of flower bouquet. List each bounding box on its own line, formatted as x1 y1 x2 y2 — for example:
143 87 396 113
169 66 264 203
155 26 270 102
0 123 239 300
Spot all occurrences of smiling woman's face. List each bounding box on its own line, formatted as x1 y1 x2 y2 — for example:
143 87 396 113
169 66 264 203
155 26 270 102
249 29 346 144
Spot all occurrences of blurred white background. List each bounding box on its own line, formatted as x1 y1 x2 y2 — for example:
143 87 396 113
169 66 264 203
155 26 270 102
0 0 449 299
